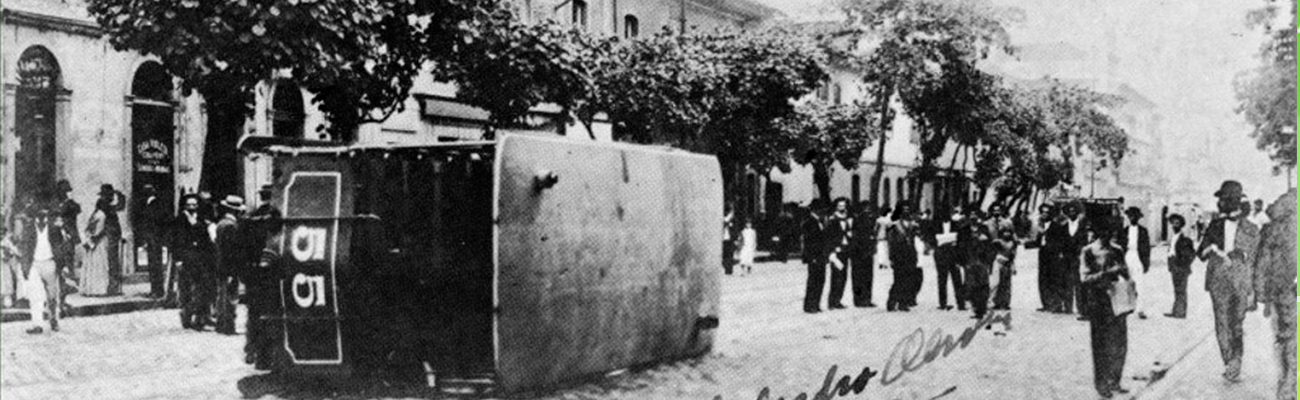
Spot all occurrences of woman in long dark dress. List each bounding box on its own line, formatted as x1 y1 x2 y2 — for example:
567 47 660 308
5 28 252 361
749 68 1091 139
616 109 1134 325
1079 218 1131 398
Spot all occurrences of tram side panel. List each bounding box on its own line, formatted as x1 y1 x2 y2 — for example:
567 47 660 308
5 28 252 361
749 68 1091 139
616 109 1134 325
494 135 723 392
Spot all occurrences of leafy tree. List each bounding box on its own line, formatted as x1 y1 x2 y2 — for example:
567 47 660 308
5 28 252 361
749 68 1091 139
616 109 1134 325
973 78 1128 210
784 101 880 202
834 0 1016 210
588 28 829 204
88 0 511 137
446 16 610 138
1235 0 1297 173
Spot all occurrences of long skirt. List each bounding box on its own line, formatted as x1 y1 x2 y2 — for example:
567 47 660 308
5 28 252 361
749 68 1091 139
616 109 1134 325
81 241 115 296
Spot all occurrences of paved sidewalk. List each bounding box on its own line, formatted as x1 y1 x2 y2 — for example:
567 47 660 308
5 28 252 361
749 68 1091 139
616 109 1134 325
1 280 163 323
1137 308 1282 400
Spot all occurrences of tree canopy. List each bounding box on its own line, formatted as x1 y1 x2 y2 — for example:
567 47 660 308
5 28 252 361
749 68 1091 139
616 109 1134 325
87 0 511 137
1235 0 1297 172
587 28 830 185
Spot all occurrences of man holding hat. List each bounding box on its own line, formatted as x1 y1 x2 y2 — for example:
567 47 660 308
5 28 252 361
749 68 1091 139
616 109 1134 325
213 194 247 335
1197 180 1261 382
1118 207 1151 319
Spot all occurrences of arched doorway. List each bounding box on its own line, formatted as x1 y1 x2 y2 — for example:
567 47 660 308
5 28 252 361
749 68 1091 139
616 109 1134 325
130 61 176 228
15 46 61 205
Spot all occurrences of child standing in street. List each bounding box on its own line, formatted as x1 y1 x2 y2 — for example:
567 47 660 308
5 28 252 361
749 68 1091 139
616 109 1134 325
738 220 757 275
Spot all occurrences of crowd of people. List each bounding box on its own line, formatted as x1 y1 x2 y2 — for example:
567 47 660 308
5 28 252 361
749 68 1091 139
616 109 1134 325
0 182 286 368
1 181 127 334
773 197 1027 318
721 178 1293 400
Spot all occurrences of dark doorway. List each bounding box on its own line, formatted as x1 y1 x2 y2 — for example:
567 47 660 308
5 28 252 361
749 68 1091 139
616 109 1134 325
131 61 176 227
15 46 60 205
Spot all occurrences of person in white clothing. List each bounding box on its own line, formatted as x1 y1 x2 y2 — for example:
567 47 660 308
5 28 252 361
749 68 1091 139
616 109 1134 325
19 208 65 334
1118 207 1152 320
737 220 757 275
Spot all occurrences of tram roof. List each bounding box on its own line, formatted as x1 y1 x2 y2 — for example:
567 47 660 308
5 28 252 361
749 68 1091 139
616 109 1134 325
238 135 495 156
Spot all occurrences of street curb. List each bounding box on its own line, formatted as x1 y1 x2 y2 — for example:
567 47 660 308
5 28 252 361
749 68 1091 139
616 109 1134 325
0 298 166 323
1130 331 1216 400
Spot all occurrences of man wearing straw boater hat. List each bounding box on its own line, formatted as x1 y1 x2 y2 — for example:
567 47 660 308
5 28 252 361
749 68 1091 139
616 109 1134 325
212 194 246 335
1198 180 1260 383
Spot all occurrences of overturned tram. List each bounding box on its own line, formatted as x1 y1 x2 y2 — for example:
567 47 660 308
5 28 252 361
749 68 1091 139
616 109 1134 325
238 134 723 392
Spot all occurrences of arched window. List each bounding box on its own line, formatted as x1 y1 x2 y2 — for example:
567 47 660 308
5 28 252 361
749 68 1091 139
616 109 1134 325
624 15 640 38
897 178 906 203
17 46 60 89
271 83 305 139
15 46 61 204
833 83 843 105
572 0 588 27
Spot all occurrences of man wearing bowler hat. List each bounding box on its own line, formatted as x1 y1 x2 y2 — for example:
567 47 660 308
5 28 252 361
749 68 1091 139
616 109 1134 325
1198 180 1261 382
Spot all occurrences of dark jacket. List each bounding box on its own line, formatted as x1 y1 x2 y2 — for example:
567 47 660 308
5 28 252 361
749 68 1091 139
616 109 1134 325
18 217 69 271
849 211 876 260
1117 225 1151 272
1167 231 1196 274
1197 217 1260 293
172 211 213 255
136 195 173 242
887 220 919 268
1046 216 1089 262
801 214 826 265
822 215 854 257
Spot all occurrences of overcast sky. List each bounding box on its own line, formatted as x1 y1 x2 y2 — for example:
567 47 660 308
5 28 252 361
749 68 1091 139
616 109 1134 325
754 0 1291 203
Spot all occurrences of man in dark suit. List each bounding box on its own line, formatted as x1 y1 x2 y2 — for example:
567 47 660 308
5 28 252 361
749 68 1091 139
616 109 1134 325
925 205 968 311
173 194 215 331
886 202 920 312
1118 207 1151 319
1047 202 1089 316
1035 203 1059 312
1164 214 1195 319
802 199 829 313
850 202 877 308
1197 180 1260 382
822 198 854 310
135 184 172 298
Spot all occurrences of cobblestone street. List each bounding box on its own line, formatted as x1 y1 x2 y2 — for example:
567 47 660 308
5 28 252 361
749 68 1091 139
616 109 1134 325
0 246 1268 400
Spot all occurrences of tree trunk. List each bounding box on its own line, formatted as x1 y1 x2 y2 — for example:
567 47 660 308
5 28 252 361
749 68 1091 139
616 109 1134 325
813 162 833 202
867 86 893 210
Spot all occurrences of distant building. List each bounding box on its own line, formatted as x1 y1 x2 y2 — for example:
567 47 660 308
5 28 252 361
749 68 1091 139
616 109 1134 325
752 21 979 223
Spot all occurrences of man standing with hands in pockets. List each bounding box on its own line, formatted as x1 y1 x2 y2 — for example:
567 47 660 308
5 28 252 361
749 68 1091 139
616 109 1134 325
1197 180 1260 383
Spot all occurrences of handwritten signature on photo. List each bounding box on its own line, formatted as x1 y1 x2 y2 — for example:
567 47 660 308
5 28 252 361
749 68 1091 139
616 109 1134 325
713 311 1013 400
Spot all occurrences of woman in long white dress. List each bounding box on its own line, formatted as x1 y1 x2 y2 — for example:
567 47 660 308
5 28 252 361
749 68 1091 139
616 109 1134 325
81 204 112 296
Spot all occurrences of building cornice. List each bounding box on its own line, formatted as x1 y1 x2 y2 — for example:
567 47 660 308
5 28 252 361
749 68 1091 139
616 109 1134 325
1 8 103 38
